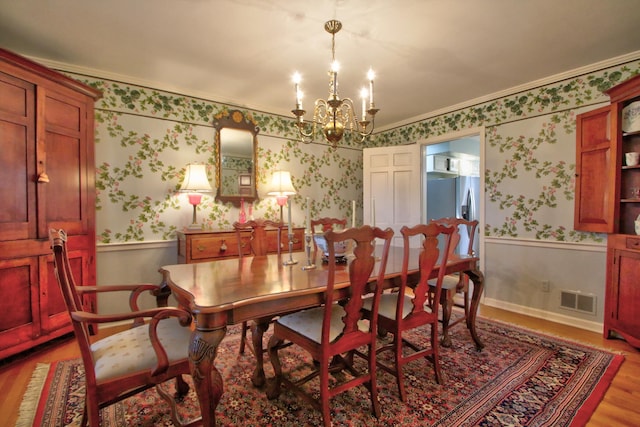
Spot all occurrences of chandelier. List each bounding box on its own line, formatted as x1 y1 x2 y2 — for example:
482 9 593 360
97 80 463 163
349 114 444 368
291 20 379 148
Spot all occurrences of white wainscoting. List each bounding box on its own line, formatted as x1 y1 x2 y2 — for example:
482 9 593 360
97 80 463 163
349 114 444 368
96 240 178 314
482 236 606 332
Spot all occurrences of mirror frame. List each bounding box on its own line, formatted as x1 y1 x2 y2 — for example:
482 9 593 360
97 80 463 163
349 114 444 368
213 109 259 207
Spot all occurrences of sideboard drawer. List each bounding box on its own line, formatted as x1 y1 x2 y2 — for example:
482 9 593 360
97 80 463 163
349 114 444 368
176 228 304 264
191 236 239 260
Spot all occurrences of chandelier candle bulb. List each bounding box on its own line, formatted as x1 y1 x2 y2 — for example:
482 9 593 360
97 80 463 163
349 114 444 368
360 88 368 121
368 69 375 105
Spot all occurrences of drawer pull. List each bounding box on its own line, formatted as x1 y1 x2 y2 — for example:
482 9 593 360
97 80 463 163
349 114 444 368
626 238 640 249
196 245 206 252
220 240 227 252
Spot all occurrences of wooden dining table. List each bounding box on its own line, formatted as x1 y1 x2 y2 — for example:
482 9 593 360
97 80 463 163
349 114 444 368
159 246 483 427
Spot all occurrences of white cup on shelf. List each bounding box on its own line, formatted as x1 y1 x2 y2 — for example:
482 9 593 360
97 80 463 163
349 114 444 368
625 152 640 166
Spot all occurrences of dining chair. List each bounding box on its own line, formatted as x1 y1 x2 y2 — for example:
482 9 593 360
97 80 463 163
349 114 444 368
429 217 481 349
233 219 285 383
49 229 199 427
362 222 454 402
266 225 394 427
310 217 347 259
233 218 284 259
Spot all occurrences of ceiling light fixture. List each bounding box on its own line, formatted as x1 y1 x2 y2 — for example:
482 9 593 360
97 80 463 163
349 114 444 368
291 20 379 148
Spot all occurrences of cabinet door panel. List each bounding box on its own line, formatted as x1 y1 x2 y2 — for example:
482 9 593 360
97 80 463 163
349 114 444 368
613 249 640 332
574 106 617 232
0 257 39 352
0 72 35 241
40 251 89 333
37 88 90 237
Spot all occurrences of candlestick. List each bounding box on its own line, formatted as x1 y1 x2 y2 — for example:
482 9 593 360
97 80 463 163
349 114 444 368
351 200 356 228
306 197 311 232
287 198 292 235
360 88 367 121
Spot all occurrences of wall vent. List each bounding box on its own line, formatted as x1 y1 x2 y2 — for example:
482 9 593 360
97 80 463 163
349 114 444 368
560 290 596 315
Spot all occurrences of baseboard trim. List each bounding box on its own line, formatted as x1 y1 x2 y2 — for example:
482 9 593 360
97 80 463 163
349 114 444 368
482 297 603 334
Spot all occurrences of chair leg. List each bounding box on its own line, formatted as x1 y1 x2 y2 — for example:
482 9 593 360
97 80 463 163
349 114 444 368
320 358 332 427
239 321 249 354
86 397 100 427
432 323 444 385
440 289 454 348
367 342 381 419
394 333 407 402
175 374 190 398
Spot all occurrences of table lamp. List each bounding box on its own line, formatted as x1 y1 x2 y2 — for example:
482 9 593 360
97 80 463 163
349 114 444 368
266 170 297 223
180 163 213 229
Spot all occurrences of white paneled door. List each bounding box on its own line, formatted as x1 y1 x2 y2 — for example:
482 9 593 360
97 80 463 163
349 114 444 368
363 144 421 247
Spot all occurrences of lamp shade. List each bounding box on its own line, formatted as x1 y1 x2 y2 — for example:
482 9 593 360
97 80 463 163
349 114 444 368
180 163 213 192
266 171 297 196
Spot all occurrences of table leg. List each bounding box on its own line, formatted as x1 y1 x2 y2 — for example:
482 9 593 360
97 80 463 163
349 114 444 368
250 319 271 387
189 326 226 427
466 268 485 350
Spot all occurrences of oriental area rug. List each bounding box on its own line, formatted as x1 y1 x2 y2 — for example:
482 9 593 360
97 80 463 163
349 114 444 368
17 318 622 427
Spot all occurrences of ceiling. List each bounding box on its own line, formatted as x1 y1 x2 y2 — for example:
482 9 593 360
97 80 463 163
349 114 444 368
1 0 640 130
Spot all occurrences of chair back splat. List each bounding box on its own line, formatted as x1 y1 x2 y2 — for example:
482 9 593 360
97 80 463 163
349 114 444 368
266 225 394 427
362 222 454 402
429 217 483 349
49 228 199 427
233 218 284 258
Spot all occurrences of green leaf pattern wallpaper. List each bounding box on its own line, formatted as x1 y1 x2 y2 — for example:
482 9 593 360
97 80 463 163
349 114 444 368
70 60 639 244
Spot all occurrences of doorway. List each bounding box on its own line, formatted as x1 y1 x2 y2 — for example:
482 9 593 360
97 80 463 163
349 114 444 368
421 129 483 268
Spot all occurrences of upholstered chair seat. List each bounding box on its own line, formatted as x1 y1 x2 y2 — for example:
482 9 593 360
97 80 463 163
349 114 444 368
91 318 192 382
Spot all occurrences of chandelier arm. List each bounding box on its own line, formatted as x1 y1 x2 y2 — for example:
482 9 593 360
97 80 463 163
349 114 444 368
290 19 379 146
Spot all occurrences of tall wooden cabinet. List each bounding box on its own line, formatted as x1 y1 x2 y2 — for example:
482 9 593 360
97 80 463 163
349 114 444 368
0 48 102 359
575 74 640 347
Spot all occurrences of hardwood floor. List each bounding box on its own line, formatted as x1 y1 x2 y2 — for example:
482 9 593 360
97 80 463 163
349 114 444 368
1 305 638 427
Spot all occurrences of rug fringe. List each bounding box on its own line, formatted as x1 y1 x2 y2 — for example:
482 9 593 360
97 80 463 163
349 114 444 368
16 363 50 427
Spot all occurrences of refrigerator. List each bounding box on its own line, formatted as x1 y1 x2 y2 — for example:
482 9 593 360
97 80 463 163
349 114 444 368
426 175 480 256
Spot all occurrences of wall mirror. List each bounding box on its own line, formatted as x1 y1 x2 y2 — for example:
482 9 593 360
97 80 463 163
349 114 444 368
214 109 259 206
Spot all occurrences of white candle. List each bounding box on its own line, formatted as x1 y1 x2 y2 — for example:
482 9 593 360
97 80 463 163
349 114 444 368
368 69 375 105
306 197 311 232
371 198 376 227
351 200 356 228
360 88 367 121
287 198 292 235
293 72 301 109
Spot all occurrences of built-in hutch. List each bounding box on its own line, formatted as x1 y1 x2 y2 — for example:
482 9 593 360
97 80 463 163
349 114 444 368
574 74 640 347
0 48 101 359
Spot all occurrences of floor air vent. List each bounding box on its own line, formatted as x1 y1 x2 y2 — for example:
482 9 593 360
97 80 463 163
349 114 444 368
560 290 596 315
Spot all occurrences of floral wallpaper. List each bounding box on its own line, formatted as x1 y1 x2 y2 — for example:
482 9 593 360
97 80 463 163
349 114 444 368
71 77 363 243
372 63 640 243
69 59 639 245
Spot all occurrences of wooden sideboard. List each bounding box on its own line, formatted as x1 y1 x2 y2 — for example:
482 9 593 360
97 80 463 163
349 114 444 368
177 227 305 264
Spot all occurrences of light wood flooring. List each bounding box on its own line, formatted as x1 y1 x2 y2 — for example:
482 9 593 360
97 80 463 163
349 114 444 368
0 305 638 427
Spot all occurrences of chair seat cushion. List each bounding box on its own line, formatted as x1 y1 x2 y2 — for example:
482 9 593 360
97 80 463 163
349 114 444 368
363 293 433 321
428 274 462 290
91 318 191 382
276 304 369 343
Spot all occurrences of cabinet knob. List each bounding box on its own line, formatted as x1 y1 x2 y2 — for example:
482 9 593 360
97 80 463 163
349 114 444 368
37 172 50 183
220 240 227 252
196 245 205 252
